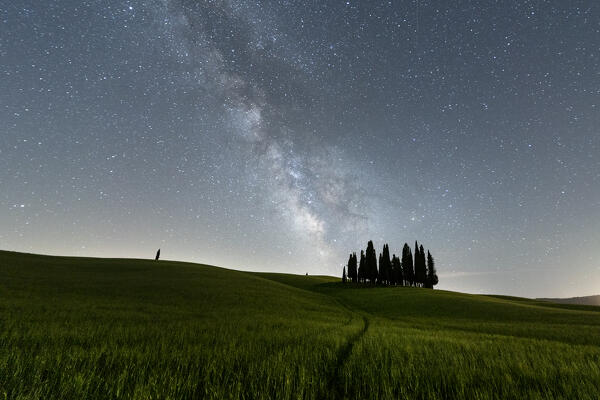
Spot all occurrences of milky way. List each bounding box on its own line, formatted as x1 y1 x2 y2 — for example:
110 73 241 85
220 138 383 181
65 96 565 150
1 1 598 297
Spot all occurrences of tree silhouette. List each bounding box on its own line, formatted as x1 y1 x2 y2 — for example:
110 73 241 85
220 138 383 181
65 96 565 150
378 253 384 283
391 254 402 286
155 249 160 261
424 252 431 289
420 245 427 286
414 242 427 287
358 250 366 283
379 244 391 285
413 242 421 286
402 243 414 286
347 252 357 283
347 253 354 283
427 250 438 289
365 240 378 284
388 253 395 285
343 240 438 288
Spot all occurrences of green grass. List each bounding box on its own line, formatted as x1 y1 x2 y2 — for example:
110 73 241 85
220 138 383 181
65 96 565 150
1 250 599 399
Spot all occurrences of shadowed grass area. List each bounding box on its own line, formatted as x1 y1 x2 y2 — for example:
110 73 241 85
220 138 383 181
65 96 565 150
1 250 600 399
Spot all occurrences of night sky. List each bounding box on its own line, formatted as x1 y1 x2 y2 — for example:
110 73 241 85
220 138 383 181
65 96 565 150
1 1 598 297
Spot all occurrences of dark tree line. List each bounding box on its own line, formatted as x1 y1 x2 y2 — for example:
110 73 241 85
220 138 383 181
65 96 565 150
344 240 438 288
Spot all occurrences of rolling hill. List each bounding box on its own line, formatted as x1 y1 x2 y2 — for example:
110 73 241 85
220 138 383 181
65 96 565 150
1 250 599 399
537 295 600 306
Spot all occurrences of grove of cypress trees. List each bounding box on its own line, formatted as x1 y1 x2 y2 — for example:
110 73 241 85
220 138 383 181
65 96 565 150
343 240 438 288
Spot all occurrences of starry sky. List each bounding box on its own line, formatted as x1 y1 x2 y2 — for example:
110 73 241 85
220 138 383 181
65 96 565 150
1 1 598 297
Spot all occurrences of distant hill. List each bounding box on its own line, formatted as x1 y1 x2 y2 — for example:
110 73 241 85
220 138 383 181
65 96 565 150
538 295 600 306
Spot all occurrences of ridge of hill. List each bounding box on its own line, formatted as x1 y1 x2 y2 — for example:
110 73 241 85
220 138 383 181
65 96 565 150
537 295 600 306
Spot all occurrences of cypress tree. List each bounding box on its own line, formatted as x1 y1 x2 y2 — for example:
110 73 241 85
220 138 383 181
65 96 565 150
413 241 419 286
427 250 438 288
347 253 357 283
380 244 391 285
419 244 427 287
389 253 396 285
351 252 358 283
409 248 415 286
378 253 384 284
347 254 353 282
424 250 431 288
342 266 347 283
414 242 427 287
365 240 378 284
358 250 366 283
400 245 407 286
391 254 402 286
402 243 414 286
414 241 422 287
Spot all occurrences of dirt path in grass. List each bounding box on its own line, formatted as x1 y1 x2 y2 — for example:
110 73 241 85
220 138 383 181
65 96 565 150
327 313 370 399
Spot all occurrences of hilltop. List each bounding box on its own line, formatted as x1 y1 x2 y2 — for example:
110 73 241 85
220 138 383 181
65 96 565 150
1 250 600 399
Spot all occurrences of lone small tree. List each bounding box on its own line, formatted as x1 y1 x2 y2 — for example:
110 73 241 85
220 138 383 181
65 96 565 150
155 249 160 261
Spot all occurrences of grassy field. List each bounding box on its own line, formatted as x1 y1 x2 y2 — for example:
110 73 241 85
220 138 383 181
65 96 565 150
1 251 599 399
